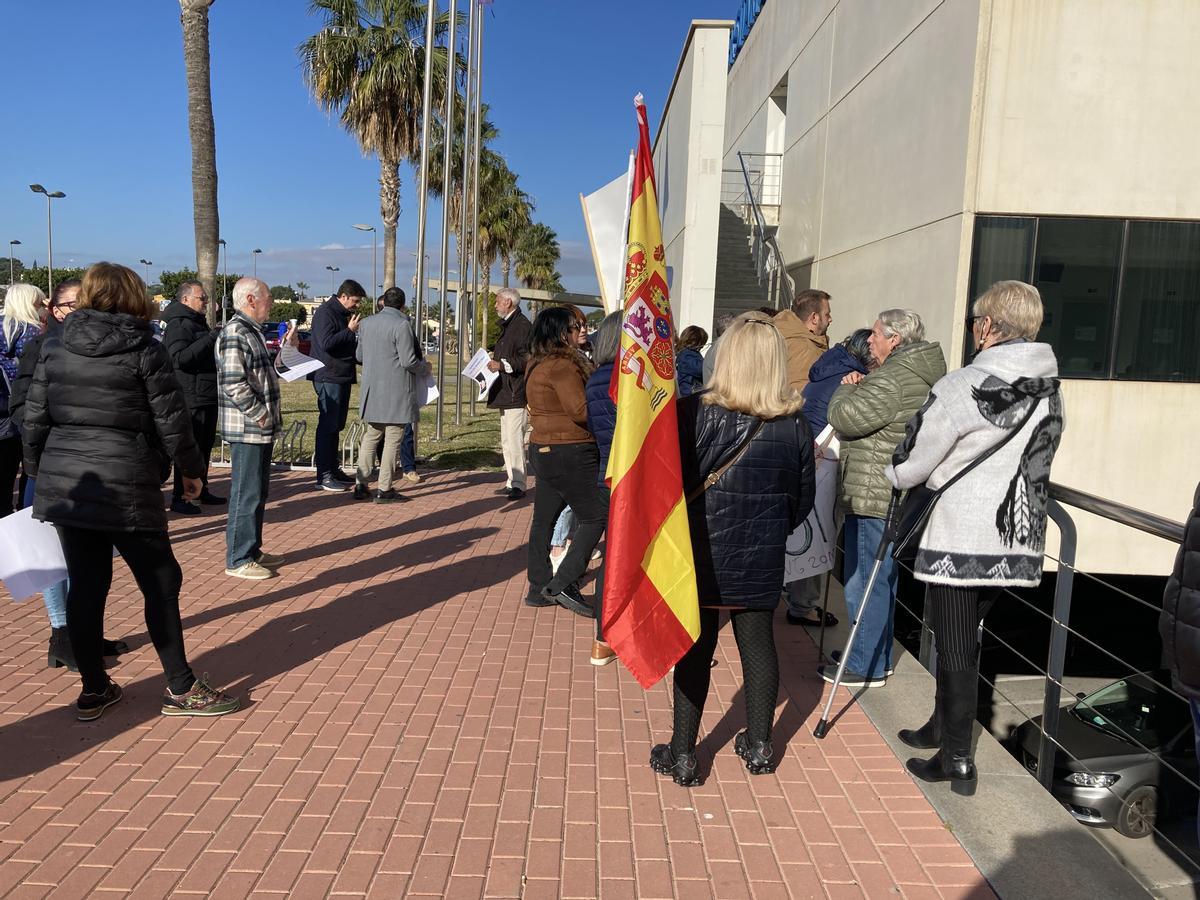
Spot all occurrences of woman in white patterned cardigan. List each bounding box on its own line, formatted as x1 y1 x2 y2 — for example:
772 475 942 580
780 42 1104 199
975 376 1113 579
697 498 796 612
885 280 1065 795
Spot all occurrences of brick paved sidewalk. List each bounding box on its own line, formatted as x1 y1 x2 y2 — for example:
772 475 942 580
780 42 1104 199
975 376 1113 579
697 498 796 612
0 469 992 899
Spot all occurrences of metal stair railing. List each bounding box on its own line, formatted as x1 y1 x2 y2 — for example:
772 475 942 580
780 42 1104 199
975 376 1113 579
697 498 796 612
733 151 793 310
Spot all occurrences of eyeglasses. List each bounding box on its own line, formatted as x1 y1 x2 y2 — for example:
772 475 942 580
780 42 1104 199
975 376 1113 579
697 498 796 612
966 315 984 329
568 324 582 333
54 301 77 311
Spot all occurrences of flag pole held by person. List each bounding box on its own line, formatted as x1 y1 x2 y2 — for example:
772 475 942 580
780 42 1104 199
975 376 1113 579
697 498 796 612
601 94 700 689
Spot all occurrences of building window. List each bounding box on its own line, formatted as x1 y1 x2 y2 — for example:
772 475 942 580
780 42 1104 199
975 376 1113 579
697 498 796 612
969 215 1200 383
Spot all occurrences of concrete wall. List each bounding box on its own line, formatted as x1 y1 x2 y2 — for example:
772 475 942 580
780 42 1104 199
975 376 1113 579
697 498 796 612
724 0 984 359
974 0 1200 573
652 22 731 334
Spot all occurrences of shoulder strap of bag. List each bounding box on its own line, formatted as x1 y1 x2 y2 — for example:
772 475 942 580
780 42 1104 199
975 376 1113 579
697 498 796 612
932 395 1043 499
686 417 765 503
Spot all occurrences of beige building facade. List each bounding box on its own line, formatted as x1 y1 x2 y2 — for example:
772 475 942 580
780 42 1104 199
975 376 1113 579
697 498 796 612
656 0 1200 575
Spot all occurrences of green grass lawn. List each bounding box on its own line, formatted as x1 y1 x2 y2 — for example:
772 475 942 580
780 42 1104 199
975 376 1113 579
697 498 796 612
276 353 503 471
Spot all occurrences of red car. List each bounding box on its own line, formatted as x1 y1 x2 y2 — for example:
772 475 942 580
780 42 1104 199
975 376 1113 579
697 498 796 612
263 323 312 355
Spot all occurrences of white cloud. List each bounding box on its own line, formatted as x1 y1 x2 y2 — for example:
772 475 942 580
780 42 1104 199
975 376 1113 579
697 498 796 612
319 242 347 251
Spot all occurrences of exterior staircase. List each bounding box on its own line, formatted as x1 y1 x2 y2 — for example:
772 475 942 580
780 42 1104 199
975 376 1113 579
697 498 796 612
713 202 771 322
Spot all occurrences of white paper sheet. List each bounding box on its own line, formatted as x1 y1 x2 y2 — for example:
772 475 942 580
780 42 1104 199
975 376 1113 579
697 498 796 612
420 373 439 407
277 344 325 382
0 508 68 601
461 347 498 400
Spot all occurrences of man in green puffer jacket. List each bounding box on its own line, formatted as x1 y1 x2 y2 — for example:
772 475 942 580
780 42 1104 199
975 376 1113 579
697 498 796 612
823 309 946 687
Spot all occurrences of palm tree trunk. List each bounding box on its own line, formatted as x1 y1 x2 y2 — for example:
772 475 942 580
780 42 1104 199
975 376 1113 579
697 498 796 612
380 156 401 289
482 261 492 348
501 251 511 289
180 0 219 325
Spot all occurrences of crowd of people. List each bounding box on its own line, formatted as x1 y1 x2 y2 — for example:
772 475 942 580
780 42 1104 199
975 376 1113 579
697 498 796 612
3 260 1136 802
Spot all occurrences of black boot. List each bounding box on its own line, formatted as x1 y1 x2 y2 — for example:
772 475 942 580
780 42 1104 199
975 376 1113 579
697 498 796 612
899 668 943 750
650 743 700 787
906 667 978 796
733 732 776 775
48 627 78 671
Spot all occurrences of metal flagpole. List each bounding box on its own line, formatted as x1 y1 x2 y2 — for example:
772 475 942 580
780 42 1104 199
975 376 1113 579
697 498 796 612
468 3 484 417
411 0 438 459
455 0 477 426
435 0 457 441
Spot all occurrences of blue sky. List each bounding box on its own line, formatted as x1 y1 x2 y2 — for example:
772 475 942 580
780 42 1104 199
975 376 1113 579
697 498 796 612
3 0 733 297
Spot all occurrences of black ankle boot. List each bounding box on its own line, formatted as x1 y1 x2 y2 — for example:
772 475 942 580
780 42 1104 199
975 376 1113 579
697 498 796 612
906 668 977 796
733 732 776 774
650 743 700 787
48 627 78 671
899 669 943 750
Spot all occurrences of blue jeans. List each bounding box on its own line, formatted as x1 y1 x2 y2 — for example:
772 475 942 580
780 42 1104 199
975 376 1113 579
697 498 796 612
551 507 575 547
313 381 352 479
23 477 67 628
842 514 898 679
227 441 273 568
399 423 416 473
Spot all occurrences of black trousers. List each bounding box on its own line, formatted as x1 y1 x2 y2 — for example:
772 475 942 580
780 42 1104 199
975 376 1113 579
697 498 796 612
57 527 195 696
527 443 608 602
927 584 1001 672
0 435 22 517
172 405 218 500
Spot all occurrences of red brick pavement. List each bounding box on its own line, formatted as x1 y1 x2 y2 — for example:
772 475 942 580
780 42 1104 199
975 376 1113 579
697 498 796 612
0 469 993 899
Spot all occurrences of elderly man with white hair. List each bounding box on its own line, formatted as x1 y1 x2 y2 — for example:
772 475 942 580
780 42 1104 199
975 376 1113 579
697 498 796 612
825 308 946 688
216 277 294 580
486 287 533 501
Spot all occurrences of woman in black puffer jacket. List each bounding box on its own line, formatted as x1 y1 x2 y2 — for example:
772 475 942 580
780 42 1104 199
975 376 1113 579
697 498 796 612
23 262 239 721
650 312 816 786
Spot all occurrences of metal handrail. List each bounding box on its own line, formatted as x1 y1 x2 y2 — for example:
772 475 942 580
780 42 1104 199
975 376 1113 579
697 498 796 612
1049 482 1185 544
734 150 793 309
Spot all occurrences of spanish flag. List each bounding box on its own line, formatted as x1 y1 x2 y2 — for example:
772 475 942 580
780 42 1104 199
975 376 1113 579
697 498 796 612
601 94 700 688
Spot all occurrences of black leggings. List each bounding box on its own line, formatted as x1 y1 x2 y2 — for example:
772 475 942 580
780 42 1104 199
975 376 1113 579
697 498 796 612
671 608 778 756
57 527 195 696
928 584 1001 672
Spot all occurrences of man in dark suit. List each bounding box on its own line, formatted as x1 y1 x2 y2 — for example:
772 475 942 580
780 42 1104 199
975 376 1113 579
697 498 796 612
310 279 364 492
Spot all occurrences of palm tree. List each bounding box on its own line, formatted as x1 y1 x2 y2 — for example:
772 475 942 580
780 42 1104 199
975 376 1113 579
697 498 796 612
481 164 532 291
295 280 310 301
179 0 220 325
300 0 453 289
515 222 562 295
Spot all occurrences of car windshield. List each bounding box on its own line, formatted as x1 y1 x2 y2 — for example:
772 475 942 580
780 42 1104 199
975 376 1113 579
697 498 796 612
1069 676 1187 750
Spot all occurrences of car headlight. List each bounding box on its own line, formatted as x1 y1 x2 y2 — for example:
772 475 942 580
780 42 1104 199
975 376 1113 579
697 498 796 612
1065 772 1119 788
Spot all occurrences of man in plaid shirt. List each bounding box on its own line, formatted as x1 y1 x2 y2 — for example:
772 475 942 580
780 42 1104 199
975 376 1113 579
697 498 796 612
217 277 292 580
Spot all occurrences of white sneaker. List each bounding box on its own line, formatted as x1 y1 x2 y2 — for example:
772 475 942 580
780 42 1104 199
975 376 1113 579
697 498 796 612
256 551 285 569
225 561 275 580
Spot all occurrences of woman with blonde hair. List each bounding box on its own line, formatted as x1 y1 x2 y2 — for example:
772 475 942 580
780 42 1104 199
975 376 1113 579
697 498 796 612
23 262 240 720
1 283 46 516
650 313 816 785
888 280 1063 794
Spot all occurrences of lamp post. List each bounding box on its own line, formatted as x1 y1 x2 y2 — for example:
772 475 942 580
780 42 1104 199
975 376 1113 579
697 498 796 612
468 3 485 418
435 0 458 441
352 224 377 305
138 258 153 288
29 184 66 296
326 265 340 294
218 238 228 324
8 240 20 286
252 248 262 279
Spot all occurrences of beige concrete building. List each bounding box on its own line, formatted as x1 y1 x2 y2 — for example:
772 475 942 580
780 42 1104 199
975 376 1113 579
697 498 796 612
655 0 1200 575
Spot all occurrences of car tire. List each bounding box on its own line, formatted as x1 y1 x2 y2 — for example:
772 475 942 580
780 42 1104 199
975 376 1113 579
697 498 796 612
1114 785 1157 839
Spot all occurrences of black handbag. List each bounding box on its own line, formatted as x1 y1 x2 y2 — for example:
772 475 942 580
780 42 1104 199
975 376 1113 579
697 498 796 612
889 397 1042 565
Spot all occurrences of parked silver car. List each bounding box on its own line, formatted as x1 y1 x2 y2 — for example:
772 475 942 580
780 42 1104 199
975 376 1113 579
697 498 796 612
1014 672 1197 838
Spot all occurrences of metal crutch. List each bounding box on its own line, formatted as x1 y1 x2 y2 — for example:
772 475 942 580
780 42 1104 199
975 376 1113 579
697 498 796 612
814 491 901 739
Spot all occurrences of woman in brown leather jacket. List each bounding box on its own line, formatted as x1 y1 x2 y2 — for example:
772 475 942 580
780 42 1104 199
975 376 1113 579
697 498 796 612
523 307 608 618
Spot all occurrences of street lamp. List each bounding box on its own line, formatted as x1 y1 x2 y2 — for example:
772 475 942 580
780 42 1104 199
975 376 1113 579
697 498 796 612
325 265 339 294
252 248 262 278
29 184 66 295
352 224 377 305
138 258 153 288
218 238 229 324
8 240 20 286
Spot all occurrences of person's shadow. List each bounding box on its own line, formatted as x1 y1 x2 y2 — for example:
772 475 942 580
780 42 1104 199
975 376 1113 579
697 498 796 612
0 532 526 781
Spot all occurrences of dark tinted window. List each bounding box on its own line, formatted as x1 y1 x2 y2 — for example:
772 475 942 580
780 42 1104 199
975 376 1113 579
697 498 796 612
1115 220 1200 382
